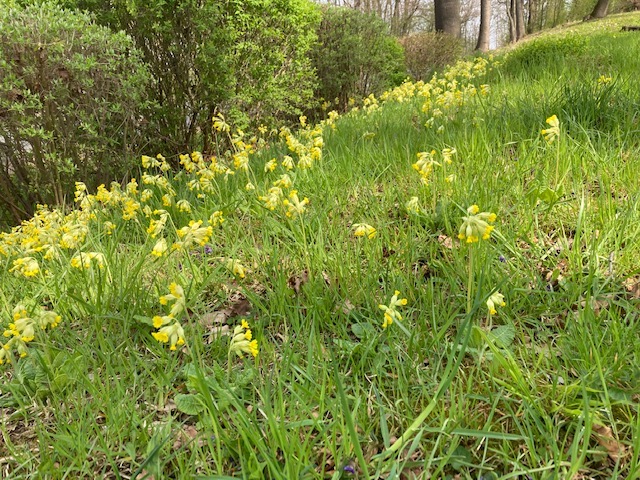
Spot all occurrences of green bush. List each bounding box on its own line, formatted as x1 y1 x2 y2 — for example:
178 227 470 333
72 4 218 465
0 2 152 227
399 32 464 81
310 6 406 113
63 0 320 151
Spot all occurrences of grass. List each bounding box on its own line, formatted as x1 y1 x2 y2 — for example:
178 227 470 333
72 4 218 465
2 12 640 479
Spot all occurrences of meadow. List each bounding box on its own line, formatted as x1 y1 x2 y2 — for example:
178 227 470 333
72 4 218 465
1 12 640 479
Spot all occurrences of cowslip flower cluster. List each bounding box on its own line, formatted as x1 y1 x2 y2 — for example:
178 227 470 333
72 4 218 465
229 319 258 358
486 291 506 316
10 256 40 278
379 291 408 329
458 205 497 243
173 220 213 250
1 304 61 364
353 223 377 239
282 190 309 218
413 150 440 185
152 282 186 350
541 115 560 143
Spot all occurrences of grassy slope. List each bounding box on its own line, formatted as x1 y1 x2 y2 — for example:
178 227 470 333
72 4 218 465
1 12 640 479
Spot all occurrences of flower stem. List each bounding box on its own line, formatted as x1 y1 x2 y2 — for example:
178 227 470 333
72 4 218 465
467 246 474 316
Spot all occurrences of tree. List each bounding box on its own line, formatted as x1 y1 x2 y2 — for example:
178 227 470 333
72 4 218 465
588 0 610 18
434 0 461 37
508 0 526 42
475 0 491 51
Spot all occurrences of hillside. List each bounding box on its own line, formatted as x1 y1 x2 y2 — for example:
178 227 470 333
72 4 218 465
1 13 640 479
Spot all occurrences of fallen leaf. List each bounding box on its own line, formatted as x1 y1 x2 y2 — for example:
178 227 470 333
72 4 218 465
592 424 626 462
438 234 453 249
288 269 309 294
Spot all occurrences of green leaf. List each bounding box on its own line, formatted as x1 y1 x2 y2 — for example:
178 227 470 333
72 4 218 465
487 325 515 349
449 445 472 471
351 322 375 340
175 393 205 416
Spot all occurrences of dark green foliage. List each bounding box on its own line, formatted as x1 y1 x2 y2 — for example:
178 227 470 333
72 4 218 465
0 2 152 226
64 0 320 152
309 6 406 114
400 31 465 81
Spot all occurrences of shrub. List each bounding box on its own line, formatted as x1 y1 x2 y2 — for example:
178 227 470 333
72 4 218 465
0 2 152 227
63 0 320 151
309 6 406 114
399 32 464 81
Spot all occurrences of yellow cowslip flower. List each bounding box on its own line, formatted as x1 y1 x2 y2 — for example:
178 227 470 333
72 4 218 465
122 198 141 220
10 257 40 277
283 190 309 218
208 210 224 227
103 221 116 235
273 174 292 189
224 258 246 279
541 115 560 143
259 186 284 211
70 252 106 270
457 205 497 243
597 75 612 86
229 320 258 358
379 290 408 329
486 291 506 315
140 189 153 202
176 199 192 213
142 155 160 169
413 150 440 184
161 194 173 207
152 321 185 351
405 196 420 214
442 147 456 164
126 178 139 195
233 151 249 172
152 314 174 329
264 158 278 173
352 223 377 239
298 155 313 169
151 238 168 258
74 182 88 203
281 156 295 171
212 114 230 133
174 220 213 249
147 211 169 238
158 282 186 318
245 182 256 191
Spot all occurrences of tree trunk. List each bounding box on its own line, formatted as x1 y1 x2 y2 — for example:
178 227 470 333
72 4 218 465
508 0 526 42
434 0 461 37
588 0 610 18
475 0 491 51
515 0 526 40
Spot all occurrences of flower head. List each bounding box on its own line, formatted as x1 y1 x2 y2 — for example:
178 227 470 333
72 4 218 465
352 223 377 239
541 115 560 143
378 290 408 329
486 291 506 316
457 205 497 243
229 320 259 357
283 190 309 217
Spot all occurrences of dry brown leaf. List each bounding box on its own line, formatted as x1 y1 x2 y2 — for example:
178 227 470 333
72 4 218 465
338 298 356 315
438 234 453 249
288 269 309 294
172 425 200 450
623 277 640 299
592 424 626 462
